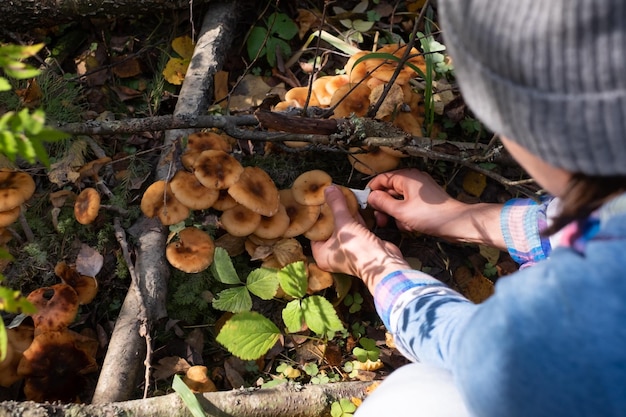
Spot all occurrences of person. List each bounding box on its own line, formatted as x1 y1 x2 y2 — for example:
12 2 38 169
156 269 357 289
311 0 626 416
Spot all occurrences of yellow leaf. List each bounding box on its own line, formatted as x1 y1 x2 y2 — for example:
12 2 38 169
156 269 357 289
462 170 487 197
163 36 195 85
163 57 190 85
171 36 195 60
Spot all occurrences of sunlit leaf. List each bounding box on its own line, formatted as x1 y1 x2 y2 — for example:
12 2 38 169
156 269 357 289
282 299 304 333
212 286 252 313
278 261 307 298
216 311 281 360
246 268 279 300
301 295 345 336
211 247 241 284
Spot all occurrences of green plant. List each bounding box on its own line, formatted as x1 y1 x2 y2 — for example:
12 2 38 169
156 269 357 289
353 337 380 363
343 292 363 313
331 398 357 417
333 0 380 44
246 11 299 68
213 250 345 360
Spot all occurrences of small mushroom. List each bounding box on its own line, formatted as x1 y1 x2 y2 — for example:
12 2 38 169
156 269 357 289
27 284 79 333
18 329 98 403
170 170 220 210
279 188 320 238
0 170 36 212
220 204 262 237
181 131 232 169
303 202 335 241
78 157 112 182
0 205 21 227
74 187 101 225
227 166 280 217
54 261 98 305
282 86 320 108
253 203 290 240
291 170 332 206
193 150 244 190
344 51 369 83
329 83 371 118
364 45 426 85
348 146 401 176
166 227 215 273
182 365 217 393
307 262 334 294
140 180 190 225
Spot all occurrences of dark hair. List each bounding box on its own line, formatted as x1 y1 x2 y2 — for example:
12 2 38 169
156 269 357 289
543 174 626 236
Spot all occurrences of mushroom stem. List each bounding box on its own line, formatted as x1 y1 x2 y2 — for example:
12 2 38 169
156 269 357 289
18 210 34 243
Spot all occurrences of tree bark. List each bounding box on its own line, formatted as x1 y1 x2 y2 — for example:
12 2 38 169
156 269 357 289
0 381 375 417
90 0 240 404
0 0 212 31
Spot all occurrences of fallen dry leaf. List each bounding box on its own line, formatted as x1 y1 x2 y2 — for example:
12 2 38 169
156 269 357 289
162 35 195 85
76 244 104 277
152 356 190 380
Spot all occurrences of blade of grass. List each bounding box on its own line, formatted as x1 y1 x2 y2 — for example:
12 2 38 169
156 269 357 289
172 374 206 417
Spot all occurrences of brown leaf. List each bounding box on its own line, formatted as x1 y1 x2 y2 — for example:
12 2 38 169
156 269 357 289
214 70 229 103
224 357 246 389
152 356 190 380
111 55 143 78
76 244 103 277
296 9 320 39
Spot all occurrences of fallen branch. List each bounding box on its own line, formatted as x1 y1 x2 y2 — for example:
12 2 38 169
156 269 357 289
0 381 375 417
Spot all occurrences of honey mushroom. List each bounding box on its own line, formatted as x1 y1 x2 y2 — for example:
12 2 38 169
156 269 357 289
140 180 190 225
303 202 335 241
348 146 401 176
169 170 220 210
54 261 98 305
227 166 280 217
27 284 79 334
329 83 371 118
193 149 244 190
0 169 36 212
220 204 262 237
291 169 332 206
74 187 101 225
279 188 321 238
252 203 290 240
181 131 232 169
166 227 215 273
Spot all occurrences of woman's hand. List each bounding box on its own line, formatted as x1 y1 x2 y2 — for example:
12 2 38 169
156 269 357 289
311 185 410 293
368 169 506 249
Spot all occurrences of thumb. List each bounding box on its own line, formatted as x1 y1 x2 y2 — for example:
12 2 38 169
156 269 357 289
367 189 403 218
324 185 352 224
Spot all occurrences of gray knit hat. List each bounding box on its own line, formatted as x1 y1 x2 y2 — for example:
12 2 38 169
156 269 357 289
438 0 626 176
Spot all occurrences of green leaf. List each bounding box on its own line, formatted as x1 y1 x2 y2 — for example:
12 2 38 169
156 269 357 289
216 311 282 360
172 374 206 417
301 295 345 336
246 26 268 62
282 299 305 333
0 77 11 92
212 286 252 313
0 131 18 160
278 261 308 299
246 268 279 300
267 12 298 40
210 247 241 284
0 319 6 362
265 37 291 68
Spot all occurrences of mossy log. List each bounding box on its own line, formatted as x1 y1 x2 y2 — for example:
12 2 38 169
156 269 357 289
0 381 375 417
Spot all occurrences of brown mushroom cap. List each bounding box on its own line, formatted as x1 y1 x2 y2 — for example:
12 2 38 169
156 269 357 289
0 205 21 227
364 45 426 85
211 189 238 211
170 170 220 210
283 86 320 108
55 261 98 305
27 284 79 333
344 51 369 83
193 150 244 190
303 202 335 241
253 203 290 240
307 262 334 294
181 132 232 169
140 180 190 225
182 365 217 393
329 83 371 118
74 188 101 225
0 170 36 211
348 146 401 176
228 166 280 217
279 188 321 238
18 329 98 403
220 204 262 237
78 157 112 181
291 170 332 206
166 227 215 273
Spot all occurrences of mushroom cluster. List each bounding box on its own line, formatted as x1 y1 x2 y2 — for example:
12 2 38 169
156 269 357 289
139 137 361 279
272 44 430 176
0 261 100 402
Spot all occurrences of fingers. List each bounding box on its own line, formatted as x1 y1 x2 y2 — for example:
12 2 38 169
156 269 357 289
324 185 352 224
367 189 404 219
